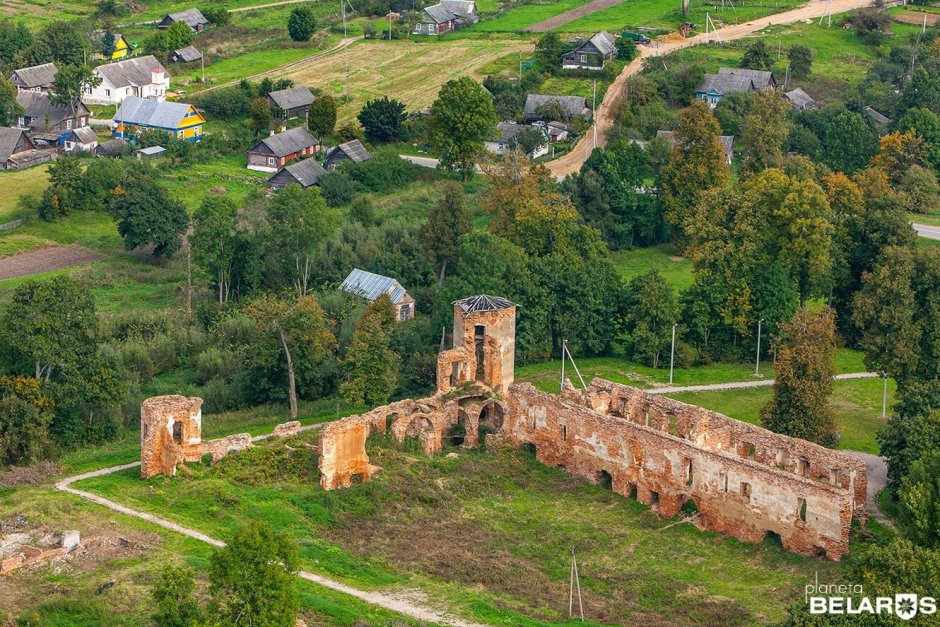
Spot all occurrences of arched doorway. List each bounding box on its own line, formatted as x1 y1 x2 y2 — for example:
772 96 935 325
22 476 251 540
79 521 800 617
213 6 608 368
446 410 469 446
479 401 505 435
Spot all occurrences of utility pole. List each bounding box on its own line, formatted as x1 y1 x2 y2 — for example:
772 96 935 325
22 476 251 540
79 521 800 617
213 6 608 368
592 80 597 148
342 0 350 100
882 374 889 418
201 53 205 83
777 33 781 60
755 319 764 376
669 323 677 385
560 340 566 392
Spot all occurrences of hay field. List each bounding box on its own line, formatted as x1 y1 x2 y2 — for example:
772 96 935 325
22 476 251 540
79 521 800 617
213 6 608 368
283 38 534 122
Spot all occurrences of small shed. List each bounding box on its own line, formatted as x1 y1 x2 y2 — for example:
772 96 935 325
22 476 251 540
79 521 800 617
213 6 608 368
247 126 319 172
267 86 315 120
268 158 328 189
96 137 130 157
783 87 821 111
158 8 210 32
169 46 202 64
866 106 892 130
340 268 415 322
64 127 99 153
137 145 166 159
325 140 371 170
0 128 51 170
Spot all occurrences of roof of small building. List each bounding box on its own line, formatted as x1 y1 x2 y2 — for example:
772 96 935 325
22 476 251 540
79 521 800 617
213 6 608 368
580 31 617 56
783 87 819 109
440 0 476 17
138 145 166 155
271 158 327 187
523 94 588 119
656 130 734 160
267 86 315 111
493 122 547 145
696 73 756 96
115 96 197 129
341 268 409 303
16 91 89 129
0 128 28 163
717 67 775 88
69 126 98 144
164 8 209 27
96 55 165 89
171 46 202 62
423 3 458 23
454 294 515 313
866 106 891 126
251 127 318 158
96 137 129 155
330 139 371 163
11 62 57 88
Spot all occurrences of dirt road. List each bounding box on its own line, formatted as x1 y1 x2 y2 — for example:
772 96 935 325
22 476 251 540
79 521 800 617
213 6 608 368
546 0 876 178
526 0 623 32
0 245 105 281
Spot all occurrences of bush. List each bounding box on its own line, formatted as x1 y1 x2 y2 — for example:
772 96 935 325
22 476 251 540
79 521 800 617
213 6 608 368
121 341 155 382
202 377 231 414
194 87 250 119
346 152 418 193
195 348 235 385
318 170 356 207
148 333 178 373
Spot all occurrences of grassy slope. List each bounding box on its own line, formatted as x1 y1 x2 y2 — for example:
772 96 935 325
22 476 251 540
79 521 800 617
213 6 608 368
0 166 49 223
610 243 694 291
75 434 853 625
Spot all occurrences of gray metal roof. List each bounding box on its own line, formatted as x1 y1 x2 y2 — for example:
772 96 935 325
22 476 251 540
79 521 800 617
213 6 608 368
11 62 57 88
695 73 756 96
269 158 327 188
114 96 196 129
423 4 458 22
69 126 98 144
523 94 588 120
340 268 409 303
164 8 209 28
585 31 617 56
139 145 166 155
783 88 818 110
332 139 371 163
454 295 515 313
268 86 314 111
440 0 476 18
96 137 129 155
0 128 28 163
95 55 165 89
171 46 202 62
717 67 775 88
866 106 891 126
16 91 89 129
251 127 318 158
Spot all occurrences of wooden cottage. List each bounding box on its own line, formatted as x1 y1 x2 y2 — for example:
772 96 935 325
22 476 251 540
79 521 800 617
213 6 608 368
14 91 91 147
325 139 371 170
169 46 202 64
695 68 776 108
412 0 478 35
9 63 57 93
340 268 415 322
158 8 209 32
561 31 617 71
267 86 315 120
247 127 319 173
523 94 590 123
0 128 51 170
113 96 204 141
91 33 132 61
63 127 99 153
268 158 327 189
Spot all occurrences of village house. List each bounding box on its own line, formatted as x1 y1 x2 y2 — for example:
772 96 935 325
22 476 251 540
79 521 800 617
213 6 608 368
268 158 327 189
246 126 319 173
695 67 776 108
91 32 132 61
325 139 371 170
9 63 57 93
14 91 91 149
561 31 618 71
340 268 415 322
266 86 315 120
168 46 202 64
412 0 478 35
657 129 735 165
523 94 590 123
113 96 204 142
0 128 51 170
95 137 130 157
158 8 210 32
546 120 569 142
484 122 549 158
63 127 99 153
783 87 821 111
84 55 169 105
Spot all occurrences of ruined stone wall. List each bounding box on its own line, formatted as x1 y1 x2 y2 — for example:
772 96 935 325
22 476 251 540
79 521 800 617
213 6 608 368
506 381 864 560
438 304 516 394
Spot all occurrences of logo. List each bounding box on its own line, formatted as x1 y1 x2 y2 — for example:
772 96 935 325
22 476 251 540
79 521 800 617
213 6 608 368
805 573 937 621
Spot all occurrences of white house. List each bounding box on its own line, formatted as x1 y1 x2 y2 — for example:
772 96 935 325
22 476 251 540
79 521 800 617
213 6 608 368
83 55 169 105
484 122 549 159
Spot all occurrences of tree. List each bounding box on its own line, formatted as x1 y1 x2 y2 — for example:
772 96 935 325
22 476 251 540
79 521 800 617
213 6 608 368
358 96 406 143
243 294 335 418
420 181 472 282
895 107 940 171
430 77 498 179
0 19 33 65
897 451 940 548
822 110 879 174
740 88 790 174
340 295 400 406
100 30 116 59
616 37 637 61
248 96 272 136
659 100 730 248
0 277 96 382
741 40 773 71
308 94 337 138
713 91 754 137
191 196 238 304
871 130 930 185
209 521 299 627
509 127 548 156
50 64 101 119
621 271 679 368
897 69 940 117
787 44 814 78
151 565 203 627
879 380 940 488
534 32 565 74
267 185 339 295
287 6 316 41
37 157 83 220
0 75 23 126
898 165 940 214
201 6 231 26
109 176 188 257
760 306 837 446
0 376 54 466
163 21 195 52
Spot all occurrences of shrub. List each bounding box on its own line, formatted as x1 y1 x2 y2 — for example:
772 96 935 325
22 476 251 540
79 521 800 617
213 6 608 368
121 340 155 382
318 170 356 207
195 348 233 384
346 152 418 193
148 333 178 373
202 377 231 414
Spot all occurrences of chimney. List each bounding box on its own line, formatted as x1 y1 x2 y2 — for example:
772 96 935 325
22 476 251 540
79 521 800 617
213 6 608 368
269 129 275 137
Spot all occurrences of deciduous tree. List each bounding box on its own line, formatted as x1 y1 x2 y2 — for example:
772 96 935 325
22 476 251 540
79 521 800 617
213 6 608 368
420 181 472 282
787 44 814 78
191 196 238 304
741 40 773 71
740 88 790 174
50 64 101 119
0 76 23 126
358 96 406 143
430 76 498 179
898 451 940 548
287 6 316 41
308 94 337 138
340 295 400 406
267 185 339 295
879 379 940 487
621 271 679 368
109 176 188 257
151 565 203 627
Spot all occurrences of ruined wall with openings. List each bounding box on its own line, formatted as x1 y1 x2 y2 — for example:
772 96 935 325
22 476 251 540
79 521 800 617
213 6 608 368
437 297 516 395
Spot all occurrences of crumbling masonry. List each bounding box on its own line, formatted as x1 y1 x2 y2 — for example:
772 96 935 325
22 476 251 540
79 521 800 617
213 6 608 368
318 294 867 560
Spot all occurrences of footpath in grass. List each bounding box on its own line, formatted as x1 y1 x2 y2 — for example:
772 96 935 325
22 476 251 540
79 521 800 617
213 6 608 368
75 435 847 625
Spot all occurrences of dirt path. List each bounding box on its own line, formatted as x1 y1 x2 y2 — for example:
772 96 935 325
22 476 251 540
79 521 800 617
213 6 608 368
526 0 624 32
546 0 877 177
650 371 880 395
0 245 105 281
840 450 896 530
55 425 484 627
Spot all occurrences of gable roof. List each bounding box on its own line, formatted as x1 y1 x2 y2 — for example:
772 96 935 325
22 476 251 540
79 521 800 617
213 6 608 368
656 130 734 161
340 268 409 303
96 137 129 156
577 31 617 56
271 158 327 187
493 122 547 145
331 139 371 163
114 96 198 129
696 73 756 96
440 0 476 17
268 86 314 111
171 46 202 62
717 67 775 88
422 3 458 23
16 91 89 129
95 55 166 89
164 8 209 28
250 127 318 158
783 87 819 110
523 94 588 119
0 128 28 163
866 106 891 126
454 294 514 313
10 62 58 89
69 126 98 144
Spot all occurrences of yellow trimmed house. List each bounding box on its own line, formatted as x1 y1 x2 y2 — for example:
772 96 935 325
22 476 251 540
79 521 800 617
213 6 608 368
92 33 132 61
113 96 204 142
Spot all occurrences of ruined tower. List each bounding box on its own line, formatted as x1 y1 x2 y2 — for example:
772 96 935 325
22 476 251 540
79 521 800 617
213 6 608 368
437 295 516 394
140 395 204 478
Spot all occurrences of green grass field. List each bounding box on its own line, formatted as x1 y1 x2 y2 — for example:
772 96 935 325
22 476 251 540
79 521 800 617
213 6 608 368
610 243 694 291
0 166 49 223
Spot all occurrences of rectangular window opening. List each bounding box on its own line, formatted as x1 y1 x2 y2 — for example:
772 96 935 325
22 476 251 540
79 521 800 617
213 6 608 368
740 482 751 503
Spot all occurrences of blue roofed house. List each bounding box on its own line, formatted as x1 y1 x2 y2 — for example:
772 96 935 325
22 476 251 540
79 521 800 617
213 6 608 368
112 96 205 141
340 268 415 322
